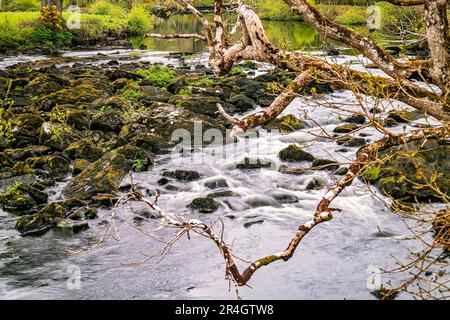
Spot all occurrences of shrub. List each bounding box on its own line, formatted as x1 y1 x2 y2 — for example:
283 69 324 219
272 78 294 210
32 26 72 47
6 0 40 11
88 0 127 18
126 5 152 35
136 65 176 87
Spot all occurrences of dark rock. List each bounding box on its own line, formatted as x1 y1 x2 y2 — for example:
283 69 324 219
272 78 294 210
131 132 167 154
63 152 131 201
343 137 367 147
386 110 422 124
39 84 107 111
306 177 326 190
229 94 257 113
279 145 315 162
188 197 220 213
3 145 51 162
15 203 66 235
64 139 105 162
25 154 71 179
267 190 298 203
236 157 273 170
91 111 124 133
333 123 359 133
207 190 238 198
312 159 340 171
73 159 91 175
243 219 264 228
204 178 229 189
107 69 142 82
344 113 366 124
157 178 170 186
163 170 200 182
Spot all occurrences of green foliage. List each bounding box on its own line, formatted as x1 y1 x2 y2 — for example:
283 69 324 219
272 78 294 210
254 0 299 21
100 105 113 112
132 159 148 172
230 67 246 76
334 7 367 25
4 0 40 11
0 80 15 143
126 5 152 35
2 182 22 198
88 0 128 18
191 77 214 87
136 65 176 87
32 26 73 47
122 88 142 100
48 109 70 143
362 165 382 181
178 88 193 95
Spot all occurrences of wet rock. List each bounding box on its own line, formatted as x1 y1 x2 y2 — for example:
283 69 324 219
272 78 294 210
163 170 201 182
385 110 422 125
3 145 51 162
73 159 91 175
312 158 340 171
306 177 326 190
207 190 238 198
157 178 170 185
107 69 142 82
243 219 264 228
91 193 119 208
245 195 282 208
333 123 359 133
64 138 105 162
62 197 86 210
9 114 44 148
343 113 366 124
90 110 124 133
263 114 306 133
69 207 98 220
39 84 107 111
115 145 154 169
168 94 233 118
204 178 229 189
279 145 315 162
15 203 66 235
362 139 449 202
337 137 367 148
188 197 220 213
139 86 173 104
131 132 167 154
0 183 47 214
236 157 273 170
334 166 350 175
267 190 298 203
25 154 71 179
229 94 257 112
63 152 131 201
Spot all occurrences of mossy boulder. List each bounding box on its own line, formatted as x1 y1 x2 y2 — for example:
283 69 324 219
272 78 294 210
362 139 449 202
385 110 422 125
15 203 67 235
188 197 220 213
263 114 306 133
131 132 167 154
279 145 315 162
115 145 155 169
25 154 71 179
73 159 91 175
38 122 78 151
63 152 131 201
64 139 105 162
343 113 366 124
236 157 273 170
3 145 51 162
168 94 234 118
0 183 48 214
90 110 125 133
139 86 173 104
333 123 359 133
39 84 108 111
9 114 45 148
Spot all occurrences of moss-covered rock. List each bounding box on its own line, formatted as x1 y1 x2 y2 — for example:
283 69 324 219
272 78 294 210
333 123 359 133
73 159 91 175
0 183 48 214
362 139 449 202
3 145 51 162
39 84 108 111
64 139 105 162
25 154 71 179
229 94 257 113
188 197 220 213
279 144 315 162
63 152 131 201
90 110 125 133
343 113 366 124
9 114 45 148
131 132 167 154
15 203 67 235
263 114 306 133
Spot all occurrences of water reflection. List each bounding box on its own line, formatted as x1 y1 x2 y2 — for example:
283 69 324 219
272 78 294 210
131 14 326 53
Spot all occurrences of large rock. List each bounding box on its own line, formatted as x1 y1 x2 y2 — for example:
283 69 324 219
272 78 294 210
229 94 257 113
63 152 131 201
90 110 124 133
25 154 71 179
279 145 315 162
15 203 66 235
0 183 47 214
362 139 449 202
188 197 220 213
263 114 306 133
163 170 201 181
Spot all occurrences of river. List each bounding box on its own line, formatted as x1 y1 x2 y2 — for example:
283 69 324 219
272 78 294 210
0 16 439 300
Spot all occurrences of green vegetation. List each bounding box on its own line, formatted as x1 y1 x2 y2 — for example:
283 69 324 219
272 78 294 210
132 159 149 172
122 88 142 101
230 67 246 76
136 65 176 87
126 5 152 35
2 182 22 198
191 77 214 87
179 88 193 95
0 80 15 144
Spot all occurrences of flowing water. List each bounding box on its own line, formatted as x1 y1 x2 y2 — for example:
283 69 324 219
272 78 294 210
0 17 442 300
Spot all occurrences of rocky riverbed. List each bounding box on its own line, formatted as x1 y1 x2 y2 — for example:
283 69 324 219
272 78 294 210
0 49 447 299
